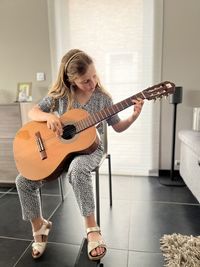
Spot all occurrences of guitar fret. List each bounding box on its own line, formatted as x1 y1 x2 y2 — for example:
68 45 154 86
75 122 80 132
124 99 130 107
112 106 117 113
79 120 85 131
91 116 97 125
119 102 124 110
99 111 105 121
115 104 121 112
108 107 113 115
83 120 88 129
95 112 101 122
93 114 97 123
101 109 107 118
120 100 127 109
91 116 96 125
77 120 81 131
86 118 92 128
87 116 93 127
83 119 88 129
111 106 116 114
80 121 84 131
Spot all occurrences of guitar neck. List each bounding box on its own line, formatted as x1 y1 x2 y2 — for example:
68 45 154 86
76 91 145 133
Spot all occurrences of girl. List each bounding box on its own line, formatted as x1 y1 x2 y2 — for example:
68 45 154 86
16 49 144 261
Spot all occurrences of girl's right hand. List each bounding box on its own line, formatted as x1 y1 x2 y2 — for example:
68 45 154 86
46 113 63 136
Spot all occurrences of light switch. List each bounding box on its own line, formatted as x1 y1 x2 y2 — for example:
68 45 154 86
36 72 45 81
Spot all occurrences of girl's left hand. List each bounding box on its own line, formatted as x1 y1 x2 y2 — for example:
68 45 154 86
132 98 144 117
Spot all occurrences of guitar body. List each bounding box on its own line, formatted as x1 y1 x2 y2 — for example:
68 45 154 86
13 109 99 181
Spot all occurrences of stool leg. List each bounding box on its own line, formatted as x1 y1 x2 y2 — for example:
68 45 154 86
39 187 42 208
58 177 64 202
95 168 100 226
107 154 112 207
95 176 104 266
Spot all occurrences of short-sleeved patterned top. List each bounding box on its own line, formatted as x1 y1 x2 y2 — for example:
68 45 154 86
37 88 120 137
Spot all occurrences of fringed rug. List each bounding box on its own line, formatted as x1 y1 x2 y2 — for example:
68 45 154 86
160 233 200 267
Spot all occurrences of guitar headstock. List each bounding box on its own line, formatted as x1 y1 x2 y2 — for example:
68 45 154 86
142 81 175 101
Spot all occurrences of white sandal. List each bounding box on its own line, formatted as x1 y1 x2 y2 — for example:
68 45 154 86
32 220 52 259
87 226 107 261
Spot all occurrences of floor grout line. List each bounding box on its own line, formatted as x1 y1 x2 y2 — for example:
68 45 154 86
0 190 62 196
0 235 32 242
13 242 32 267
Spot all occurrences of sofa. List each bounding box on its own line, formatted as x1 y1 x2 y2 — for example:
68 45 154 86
178 130 200 202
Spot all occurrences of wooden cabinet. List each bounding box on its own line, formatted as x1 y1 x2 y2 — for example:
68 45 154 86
0 103 34 185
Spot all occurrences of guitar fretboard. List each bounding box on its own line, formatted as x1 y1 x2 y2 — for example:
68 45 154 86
75 92 144 133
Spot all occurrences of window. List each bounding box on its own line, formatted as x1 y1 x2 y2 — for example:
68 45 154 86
48 0 163 175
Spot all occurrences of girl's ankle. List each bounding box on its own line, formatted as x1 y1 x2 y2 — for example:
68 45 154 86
31 218 45 233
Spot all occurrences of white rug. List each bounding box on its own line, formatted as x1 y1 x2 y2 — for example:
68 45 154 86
160 233 200 267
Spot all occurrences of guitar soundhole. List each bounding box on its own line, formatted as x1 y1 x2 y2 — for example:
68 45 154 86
62 124 76 140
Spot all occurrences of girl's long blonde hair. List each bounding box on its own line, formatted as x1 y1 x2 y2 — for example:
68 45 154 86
48 49 110 110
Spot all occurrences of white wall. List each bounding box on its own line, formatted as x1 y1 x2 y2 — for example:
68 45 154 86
0 0 52 103
160 0 200 169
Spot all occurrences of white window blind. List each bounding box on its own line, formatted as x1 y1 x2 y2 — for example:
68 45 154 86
47 0 162 176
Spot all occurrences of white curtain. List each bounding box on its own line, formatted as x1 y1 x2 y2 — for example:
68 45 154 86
47 0 163 176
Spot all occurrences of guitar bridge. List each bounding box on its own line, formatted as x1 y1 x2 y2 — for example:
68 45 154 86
35 131 47 160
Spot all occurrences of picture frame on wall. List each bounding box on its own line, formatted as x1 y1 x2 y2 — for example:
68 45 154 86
16 82 32 102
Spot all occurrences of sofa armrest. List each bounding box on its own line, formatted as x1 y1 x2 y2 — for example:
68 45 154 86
178 130 200 157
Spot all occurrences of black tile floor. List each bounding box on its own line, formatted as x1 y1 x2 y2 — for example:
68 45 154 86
0 175 199 267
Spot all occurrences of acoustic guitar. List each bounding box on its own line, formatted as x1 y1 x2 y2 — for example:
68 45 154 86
13 81 175 181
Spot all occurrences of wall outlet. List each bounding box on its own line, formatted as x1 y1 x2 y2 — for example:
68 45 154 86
36 72 45 81
175 160 180 166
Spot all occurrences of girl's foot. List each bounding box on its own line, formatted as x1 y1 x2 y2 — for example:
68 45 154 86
32 219 52 259
87 226 107 261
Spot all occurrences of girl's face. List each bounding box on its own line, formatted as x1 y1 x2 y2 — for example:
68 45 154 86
73 63 98 93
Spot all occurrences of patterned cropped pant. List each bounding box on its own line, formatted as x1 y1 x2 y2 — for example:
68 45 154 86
16 145 103 221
